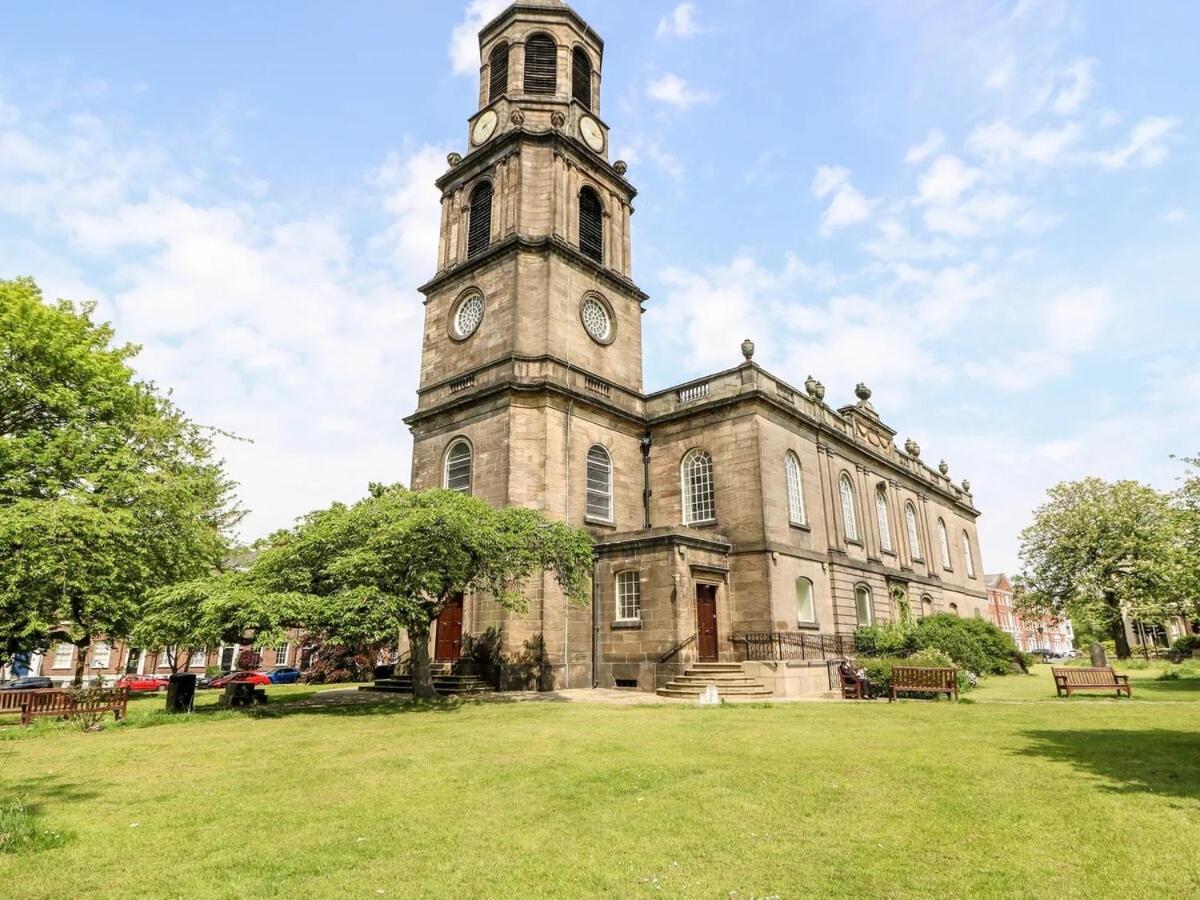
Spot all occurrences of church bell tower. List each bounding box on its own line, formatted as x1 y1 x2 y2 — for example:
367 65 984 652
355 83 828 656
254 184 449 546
405 0 647 687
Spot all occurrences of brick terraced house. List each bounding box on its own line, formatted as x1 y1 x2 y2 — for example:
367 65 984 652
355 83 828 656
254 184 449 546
402 0 990 696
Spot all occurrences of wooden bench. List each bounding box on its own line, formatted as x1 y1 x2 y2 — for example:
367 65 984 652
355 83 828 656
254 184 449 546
0 688 129 726
837 661 870 700
890 666 959 702
1052 666 1131 698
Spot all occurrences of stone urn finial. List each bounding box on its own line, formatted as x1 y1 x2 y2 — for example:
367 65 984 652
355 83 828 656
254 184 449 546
740 338 755 361
938 459 949 476
613 159 628 176
962 479 971 493
904 438 921 459
813 381 826 401
855 382 872 403
804 374 818 398
446 152 462 168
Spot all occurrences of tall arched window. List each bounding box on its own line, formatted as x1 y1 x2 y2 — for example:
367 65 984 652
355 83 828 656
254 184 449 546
488 42 509 102
937 518 951 569
839 474 859 541
962 530 976 578
585 444 612 522
875 486 893 552
949 602 959 616
467 181 493 258
523 34 557 94
920 594 934 619
795 577 815 625
572 46 592 108
905 502 922 560
578 186 603 263
784 451 806 526
854 584 873 625
444 439 472 493
681 449 715 525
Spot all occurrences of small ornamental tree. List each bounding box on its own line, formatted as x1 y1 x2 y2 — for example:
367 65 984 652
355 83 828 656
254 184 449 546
1018 477 1197 658
209 484 595 700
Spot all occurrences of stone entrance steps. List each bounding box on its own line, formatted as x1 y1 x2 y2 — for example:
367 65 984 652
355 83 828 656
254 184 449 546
360 671 492 696
656 662 772 699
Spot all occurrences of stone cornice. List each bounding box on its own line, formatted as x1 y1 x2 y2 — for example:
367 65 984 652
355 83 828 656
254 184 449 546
479 2 605 56
418 232 649 304
593 526 732 558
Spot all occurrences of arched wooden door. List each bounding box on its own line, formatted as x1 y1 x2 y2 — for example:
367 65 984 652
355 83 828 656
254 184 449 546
435 594 464 661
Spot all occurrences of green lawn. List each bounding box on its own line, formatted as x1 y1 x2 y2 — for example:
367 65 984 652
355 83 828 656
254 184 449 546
3 673 1199 899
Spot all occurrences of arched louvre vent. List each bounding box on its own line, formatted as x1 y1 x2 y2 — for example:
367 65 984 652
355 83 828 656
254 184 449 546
467 181 493 259
578 186 603 263
572 47 592 108
488 43 509 102
524 34 557 94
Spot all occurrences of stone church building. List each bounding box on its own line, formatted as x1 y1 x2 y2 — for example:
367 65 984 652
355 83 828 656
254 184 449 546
405 0 988 693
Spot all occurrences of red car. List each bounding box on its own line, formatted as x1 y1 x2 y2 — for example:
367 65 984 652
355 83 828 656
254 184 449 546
207 670 270 688
115 674 170 693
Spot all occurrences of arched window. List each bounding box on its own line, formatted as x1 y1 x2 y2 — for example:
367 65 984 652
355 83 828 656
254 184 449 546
572 46 592 108
937 518 951 569
578 186 603 263
488 42 509 102
523 34 557 94
962 530 976 578
920 594 934 619
784 451 807 526
444 439 472 493
615 570 641 622
839 474 859 541
875 486 893 552
585 444 612 522
467 181 493 258
795 577 815 625
905 502 922 560
949 602 959 616
854 584 873 625
681 449 715 525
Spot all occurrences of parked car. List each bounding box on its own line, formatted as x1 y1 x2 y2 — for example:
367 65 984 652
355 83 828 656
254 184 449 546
198 671 231 689
267 666 301 684
206 670 270 688
115 674 170 693
1029 649 1056 662
0 675 54 691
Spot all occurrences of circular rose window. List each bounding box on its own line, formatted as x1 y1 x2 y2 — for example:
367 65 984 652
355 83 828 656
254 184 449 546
452 293 484 339
580 295 612 344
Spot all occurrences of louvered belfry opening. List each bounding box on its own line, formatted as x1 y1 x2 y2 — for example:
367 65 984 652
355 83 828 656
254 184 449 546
578 186 603 263
488 43 509 102
572 47 592 108
523 34 557 94
467 181 493 259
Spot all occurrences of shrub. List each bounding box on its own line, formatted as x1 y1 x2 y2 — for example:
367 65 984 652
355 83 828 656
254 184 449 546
1157 668 1181 681
1171 635 1200 656
235 649 261 671
63 685 111 732
908 647 954 668
853 622 917 658
911 614 1018 676
300 640 377 684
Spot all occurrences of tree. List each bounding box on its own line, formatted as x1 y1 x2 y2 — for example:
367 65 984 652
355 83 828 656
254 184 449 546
207 484 594 699
1017 477 1197 658
0 278 243 679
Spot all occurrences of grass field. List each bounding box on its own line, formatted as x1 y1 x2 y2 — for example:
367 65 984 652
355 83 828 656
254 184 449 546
2 664 1199 898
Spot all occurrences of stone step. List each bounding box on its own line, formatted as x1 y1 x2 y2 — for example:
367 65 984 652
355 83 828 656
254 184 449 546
656 685 773 699
674 676 764 687
688 663 744 671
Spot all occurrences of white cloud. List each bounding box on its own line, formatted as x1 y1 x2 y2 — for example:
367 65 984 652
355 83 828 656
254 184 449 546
1093 116 1177 169
967 120 1081 166
1163 208 1188 224
905 129 945 164
656 3 705 39
917 155 981 206
811 165 871 236
1043 287 1112 354
1052 58 1096 114
449 0 509 76
646 73 716 111
616 135 685 181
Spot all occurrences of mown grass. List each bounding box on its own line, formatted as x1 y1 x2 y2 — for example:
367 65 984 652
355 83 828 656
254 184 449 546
973 659 1200 702
1 675 1198 898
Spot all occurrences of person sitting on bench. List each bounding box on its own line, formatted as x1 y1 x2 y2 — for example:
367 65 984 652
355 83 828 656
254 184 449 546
839 659 871 699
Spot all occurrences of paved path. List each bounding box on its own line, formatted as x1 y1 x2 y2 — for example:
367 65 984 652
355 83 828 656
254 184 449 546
299 686 839 708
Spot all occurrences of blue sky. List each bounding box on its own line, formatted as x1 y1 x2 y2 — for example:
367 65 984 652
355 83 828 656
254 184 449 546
2 1 1197 572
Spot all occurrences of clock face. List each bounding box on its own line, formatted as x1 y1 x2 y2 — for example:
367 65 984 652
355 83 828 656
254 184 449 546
579 115 605 152
471 109 498 145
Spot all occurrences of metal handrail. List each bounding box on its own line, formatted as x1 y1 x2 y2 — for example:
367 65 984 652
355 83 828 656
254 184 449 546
658 633 696 664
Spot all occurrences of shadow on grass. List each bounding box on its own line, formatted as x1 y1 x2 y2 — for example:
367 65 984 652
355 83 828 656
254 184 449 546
1018 729 1200 800
0 774 97 853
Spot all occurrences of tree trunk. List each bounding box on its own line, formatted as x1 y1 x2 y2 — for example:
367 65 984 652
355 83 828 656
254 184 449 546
1110 615 1132 659
72 638 90 687
408 619 436 700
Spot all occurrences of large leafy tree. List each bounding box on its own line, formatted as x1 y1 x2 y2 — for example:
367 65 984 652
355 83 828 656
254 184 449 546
190 484 594 699
0 278 242 680
1017 477 1197 657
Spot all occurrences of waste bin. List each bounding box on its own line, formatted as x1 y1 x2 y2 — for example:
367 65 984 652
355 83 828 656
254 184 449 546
166 673 197 713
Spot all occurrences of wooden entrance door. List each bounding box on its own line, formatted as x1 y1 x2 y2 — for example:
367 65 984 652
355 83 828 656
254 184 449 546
434 594 464 661
695 584 719 661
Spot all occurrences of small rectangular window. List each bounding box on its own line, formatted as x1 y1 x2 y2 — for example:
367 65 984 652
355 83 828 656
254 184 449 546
615 571 641 622
91 641 111 668
52 644 74 669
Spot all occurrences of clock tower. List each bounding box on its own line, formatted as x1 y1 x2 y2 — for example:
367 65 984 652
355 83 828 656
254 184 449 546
406 0 647 686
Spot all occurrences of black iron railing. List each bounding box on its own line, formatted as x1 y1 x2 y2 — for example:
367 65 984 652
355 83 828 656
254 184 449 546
658 633 696 664
733 631 856 662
